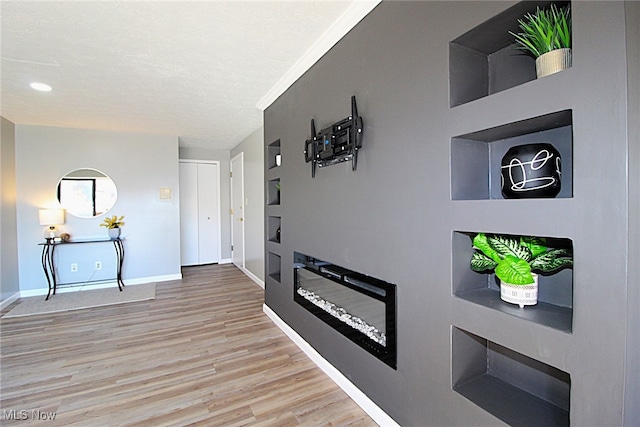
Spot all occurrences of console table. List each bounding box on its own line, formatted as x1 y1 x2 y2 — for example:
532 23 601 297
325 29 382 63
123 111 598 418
39 238 125 300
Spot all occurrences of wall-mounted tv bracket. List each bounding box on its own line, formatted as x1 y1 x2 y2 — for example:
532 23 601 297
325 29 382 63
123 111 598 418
304 95 363 177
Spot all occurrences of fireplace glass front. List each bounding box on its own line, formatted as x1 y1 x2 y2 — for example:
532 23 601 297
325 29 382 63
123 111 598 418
294 252 396 369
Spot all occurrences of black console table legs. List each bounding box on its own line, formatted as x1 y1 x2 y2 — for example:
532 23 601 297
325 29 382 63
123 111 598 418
41 242 56 300
113 238 125 291
39 238 125 300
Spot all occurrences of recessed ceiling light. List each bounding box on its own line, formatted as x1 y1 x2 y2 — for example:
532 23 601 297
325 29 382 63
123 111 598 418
30 82 52 92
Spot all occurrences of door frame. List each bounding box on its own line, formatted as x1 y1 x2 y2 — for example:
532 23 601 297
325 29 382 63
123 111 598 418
230 152 245 269
178 159 222 264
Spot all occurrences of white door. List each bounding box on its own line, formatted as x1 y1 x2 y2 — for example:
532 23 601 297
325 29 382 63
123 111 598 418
197 163 219 264
231 153 245 269
179 161 220 266
179 162 199 266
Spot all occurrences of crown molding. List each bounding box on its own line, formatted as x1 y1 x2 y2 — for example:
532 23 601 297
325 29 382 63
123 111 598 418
256 0 381 111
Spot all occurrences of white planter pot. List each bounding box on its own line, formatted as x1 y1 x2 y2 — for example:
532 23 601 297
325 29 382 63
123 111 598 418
108 227 121 240
535 48 572 78
275 154 282 167
500 273 538 308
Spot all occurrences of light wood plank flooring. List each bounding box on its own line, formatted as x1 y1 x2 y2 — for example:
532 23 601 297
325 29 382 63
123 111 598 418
1 264 377 426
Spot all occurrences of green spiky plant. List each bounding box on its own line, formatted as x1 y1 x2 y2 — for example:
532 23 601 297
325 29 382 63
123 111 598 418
470 233 573 285
509 4 571 58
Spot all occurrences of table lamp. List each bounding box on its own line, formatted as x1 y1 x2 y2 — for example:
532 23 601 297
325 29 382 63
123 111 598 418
39 209 65 241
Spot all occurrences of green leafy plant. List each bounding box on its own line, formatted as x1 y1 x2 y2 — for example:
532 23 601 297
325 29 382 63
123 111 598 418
470 233 572 285
509 4 571 58
100 215 125 229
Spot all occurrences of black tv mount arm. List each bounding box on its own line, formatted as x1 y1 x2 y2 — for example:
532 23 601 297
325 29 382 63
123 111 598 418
304 95 363 177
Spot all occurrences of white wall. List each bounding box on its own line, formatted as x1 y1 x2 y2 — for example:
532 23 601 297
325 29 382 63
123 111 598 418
1 117 20 301
15 125 182 293
231 127 264 283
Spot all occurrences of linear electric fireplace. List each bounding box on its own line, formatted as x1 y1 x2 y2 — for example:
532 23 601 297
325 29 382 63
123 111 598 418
294 252 397 369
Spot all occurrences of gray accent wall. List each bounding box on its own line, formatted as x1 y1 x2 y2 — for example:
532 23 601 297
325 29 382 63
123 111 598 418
624 1 640 424
1 117 20 301
264 1 638 425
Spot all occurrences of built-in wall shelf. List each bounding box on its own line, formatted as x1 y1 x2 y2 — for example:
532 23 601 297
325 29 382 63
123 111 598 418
452 326 570 427
268 216 281 244
449 1 571 107
452 231 573 333
268 139 281 170
267 179 281 206
451 109 573 201
268 252 281 283
265 136 282 286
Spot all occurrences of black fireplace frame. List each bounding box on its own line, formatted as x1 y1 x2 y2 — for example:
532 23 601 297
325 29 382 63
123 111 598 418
294 252 397 369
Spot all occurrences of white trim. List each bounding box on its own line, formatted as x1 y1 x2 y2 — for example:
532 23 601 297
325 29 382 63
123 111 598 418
218 258 232 265
0 292 21 310
16 273 182 299
256 0 381 111
239 266 264 289
230 152 246 269
262 304 399 427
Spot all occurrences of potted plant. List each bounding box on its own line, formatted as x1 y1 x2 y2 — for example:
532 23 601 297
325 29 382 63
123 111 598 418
510 4 571 78
100 215 125 239
470 233 573 308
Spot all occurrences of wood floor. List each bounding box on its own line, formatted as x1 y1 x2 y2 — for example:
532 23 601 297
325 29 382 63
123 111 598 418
0 264 377 426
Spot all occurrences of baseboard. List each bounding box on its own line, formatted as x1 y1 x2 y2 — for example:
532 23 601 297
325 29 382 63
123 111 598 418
239 266 264 289
218 258 232 264
0 292 21 310
17 273 182 299
262 304 399 427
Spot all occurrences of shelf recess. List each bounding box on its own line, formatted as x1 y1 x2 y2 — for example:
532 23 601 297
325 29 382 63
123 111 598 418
452 231 573 333
449 1 571 107
452 326 570 427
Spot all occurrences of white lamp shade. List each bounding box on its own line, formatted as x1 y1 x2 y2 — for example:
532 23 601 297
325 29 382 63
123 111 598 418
39 209 65 226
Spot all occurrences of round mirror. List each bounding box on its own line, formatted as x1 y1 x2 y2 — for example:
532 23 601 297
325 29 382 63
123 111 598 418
57 168 117 218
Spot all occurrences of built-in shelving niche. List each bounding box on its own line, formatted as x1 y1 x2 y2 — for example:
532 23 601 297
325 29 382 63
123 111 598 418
268 139 281 170
268 216 281 244
267 179 280 206
452 326 570 427
449 1 571 107
453 231 573 333
451 109 573 201
268 252 281 283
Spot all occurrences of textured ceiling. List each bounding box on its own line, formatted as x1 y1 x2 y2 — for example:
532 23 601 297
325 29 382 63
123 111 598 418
1 1 373 150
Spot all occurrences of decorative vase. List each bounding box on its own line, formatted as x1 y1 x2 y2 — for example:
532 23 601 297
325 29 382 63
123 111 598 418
500 274 538 308
276 226 281 243
275 154 281 167
108 227 121 240
535 48 572 78
501 143 561 199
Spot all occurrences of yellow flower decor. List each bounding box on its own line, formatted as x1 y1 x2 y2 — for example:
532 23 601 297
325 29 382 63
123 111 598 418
100 215 125 229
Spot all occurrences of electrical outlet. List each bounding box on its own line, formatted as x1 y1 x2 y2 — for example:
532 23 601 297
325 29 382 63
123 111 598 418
95 261 102 270
71 263 78 272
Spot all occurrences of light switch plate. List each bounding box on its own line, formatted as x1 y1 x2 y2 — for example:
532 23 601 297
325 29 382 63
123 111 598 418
159 187 172 200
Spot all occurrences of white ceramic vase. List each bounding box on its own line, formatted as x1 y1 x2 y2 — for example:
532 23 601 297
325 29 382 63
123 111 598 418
500 273 538 308
535 48 572 78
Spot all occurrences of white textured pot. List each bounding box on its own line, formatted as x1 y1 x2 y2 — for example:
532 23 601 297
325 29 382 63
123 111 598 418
535 48 572 78
500 273 538 308
108 227 121 240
